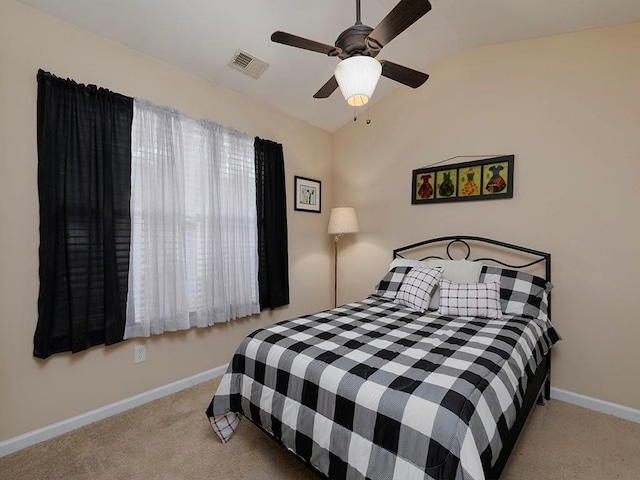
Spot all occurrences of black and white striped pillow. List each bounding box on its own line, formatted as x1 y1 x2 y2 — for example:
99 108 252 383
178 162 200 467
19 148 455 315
437 279 502 319
394 267 443 313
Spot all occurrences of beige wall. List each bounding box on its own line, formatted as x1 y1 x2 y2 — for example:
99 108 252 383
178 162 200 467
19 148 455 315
0 0 333 442
333 22 640 410
2 0 639 446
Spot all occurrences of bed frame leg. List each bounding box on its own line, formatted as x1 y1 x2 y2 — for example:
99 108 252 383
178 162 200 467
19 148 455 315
544 376 551 401
544 350 552 401
536 353 552 406
537 374 550 405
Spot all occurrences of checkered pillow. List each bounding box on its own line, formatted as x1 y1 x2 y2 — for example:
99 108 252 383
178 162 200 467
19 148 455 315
394 266 443 313
210 412 240 444
437 279 502 319
479 266 553 321
425 259 483 310
374 266 414 299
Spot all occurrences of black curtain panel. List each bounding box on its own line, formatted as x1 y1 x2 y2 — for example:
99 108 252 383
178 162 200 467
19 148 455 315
254 138 290 309
34 70 133 359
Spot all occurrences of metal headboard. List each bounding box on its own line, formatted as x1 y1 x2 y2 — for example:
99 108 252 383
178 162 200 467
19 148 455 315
393 235 551 282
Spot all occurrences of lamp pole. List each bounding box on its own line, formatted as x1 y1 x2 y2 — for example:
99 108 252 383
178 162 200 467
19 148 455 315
327 207 360 309
334 235 339 308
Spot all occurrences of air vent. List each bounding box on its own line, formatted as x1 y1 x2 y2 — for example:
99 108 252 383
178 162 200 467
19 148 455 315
228 50 269 79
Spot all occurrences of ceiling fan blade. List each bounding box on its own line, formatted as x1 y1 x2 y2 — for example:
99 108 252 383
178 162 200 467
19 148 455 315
366 0 432 50
380 60 429 88
313 76 339 99
271 31 341 56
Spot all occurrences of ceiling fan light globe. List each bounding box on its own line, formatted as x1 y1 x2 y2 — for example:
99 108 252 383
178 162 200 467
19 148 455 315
335 56 382 107
348 95 369 107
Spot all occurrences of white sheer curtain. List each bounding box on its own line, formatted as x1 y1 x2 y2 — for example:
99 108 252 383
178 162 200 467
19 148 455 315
125 100 259 339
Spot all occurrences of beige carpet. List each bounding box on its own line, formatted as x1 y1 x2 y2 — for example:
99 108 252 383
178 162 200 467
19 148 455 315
2 377 639 480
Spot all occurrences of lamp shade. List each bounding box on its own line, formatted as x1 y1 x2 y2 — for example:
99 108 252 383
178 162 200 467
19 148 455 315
334 56 382 107
328 207 360 235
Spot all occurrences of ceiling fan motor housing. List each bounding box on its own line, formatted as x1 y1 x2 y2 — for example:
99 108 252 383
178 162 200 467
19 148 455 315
335 24 376 58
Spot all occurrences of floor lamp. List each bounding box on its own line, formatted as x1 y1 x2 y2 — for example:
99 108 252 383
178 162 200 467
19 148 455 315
327 207 360 308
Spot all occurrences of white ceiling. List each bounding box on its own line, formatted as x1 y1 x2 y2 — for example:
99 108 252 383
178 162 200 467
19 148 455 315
16 0 640 132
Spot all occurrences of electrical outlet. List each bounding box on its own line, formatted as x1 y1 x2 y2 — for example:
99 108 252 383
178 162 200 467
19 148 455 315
134 345 146 364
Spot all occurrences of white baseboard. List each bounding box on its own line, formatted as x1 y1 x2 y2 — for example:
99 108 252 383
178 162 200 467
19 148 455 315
2 370 638 459
550 387 640 424
0 364 228 458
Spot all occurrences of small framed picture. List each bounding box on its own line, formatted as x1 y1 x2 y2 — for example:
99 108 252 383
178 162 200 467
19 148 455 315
294 176 321 213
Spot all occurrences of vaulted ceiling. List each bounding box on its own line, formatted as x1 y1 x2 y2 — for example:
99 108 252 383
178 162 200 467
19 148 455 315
16 0 640 132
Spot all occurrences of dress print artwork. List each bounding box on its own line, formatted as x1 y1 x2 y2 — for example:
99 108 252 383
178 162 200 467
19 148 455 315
411 155 513 204
458 166 481 197
483 160 510 195
415 173 434 200
436 169 457 199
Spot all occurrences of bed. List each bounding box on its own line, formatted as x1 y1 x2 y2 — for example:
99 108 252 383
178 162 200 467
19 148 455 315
206 236 560 480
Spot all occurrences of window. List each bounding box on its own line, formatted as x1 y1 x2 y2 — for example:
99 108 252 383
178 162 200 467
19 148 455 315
124 100 259 338
35 71 289 356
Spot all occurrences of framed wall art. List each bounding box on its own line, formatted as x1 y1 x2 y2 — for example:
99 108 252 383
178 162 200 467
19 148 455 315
294 176 322 213
412 155 514 204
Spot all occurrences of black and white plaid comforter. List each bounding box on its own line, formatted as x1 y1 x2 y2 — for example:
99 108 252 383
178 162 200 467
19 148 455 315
207 296 559 480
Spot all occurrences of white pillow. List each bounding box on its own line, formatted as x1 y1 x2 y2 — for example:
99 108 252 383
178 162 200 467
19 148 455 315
426 259 483 310
394 267 443 313
437 279 502 319
389 258 429 269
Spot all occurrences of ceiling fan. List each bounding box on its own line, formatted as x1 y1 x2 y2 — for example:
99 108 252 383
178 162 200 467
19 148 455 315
271 0 432 107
